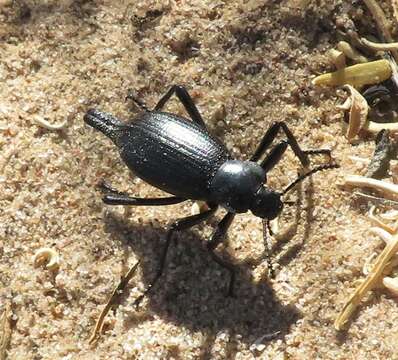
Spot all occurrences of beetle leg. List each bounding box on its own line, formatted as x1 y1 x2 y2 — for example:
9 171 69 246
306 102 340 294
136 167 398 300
102 194 186 206
207 212 236 296
97 180 186 205
250 122 309 166
260 140 288 173
154 85 207 128
133 206 218 308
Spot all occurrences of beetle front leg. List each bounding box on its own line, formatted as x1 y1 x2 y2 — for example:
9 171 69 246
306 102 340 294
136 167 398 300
133 206 218 308
154 85 207 128
207 212 236 296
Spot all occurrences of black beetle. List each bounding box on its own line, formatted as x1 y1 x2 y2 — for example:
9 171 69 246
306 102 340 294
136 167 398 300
84 85 337 305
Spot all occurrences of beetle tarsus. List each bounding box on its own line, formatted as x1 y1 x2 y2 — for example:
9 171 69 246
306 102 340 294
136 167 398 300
97 179 124 195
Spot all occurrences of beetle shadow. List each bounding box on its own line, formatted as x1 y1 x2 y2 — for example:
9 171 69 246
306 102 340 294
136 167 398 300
102 211 300 350
240 179 313 272
277 178 314 268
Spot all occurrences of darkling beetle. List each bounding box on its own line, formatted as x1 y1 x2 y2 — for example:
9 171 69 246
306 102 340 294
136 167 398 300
84 85 338 306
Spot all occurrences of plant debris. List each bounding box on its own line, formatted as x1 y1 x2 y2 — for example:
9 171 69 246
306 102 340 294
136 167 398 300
327 49 346 69
337 85 369 142
89 261 140 345
337 41 368 63
314 0 398 141
354 192 398 207
367 121 398 133
312 59 392 88
335 209 398 330
361 38 398 51
362 82 398 123
363 0 398 62
33 115 67 131
344 175 398 200
33 248 60 271
366 130 395 179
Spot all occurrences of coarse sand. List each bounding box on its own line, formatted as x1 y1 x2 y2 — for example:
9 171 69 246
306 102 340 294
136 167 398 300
1 0 398 359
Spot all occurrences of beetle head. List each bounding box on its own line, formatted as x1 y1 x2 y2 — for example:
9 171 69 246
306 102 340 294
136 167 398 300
251 187 283 220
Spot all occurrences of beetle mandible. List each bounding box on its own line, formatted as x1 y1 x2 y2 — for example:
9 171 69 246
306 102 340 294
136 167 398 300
84 85 337 306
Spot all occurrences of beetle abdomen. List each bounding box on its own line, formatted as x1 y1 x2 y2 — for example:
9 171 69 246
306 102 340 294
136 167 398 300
119 112 230 199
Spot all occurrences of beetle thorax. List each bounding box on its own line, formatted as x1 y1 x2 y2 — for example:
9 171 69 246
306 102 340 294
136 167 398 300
209 160 266 213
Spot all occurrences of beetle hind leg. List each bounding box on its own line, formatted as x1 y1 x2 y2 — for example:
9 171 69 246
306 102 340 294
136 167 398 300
154 85 207 128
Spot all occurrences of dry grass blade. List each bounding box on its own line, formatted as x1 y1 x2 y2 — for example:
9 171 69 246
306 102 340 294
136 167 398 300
33 116 67 131
89 261 140 345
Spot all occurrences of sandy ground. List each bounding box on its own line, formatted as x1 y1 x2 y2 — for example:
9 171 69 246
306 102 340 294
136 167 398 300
1 0 398 359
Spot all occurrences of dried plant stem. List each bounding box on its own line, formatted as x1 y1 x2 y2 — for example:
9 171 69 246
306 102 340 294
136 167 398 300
362 0 398 62
344 175 398 200
89 261 140 345
361 37 398 51
366 121 398 133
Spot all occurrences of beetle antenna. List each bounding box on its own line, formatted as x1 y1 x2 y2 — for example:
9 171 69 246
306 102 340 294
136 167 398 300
282 163 339 195
262 219 275 278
